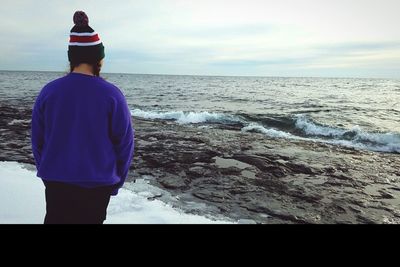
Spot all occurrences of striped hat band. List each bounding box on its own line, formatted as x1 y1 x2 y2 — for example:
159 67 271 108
69 32 101 46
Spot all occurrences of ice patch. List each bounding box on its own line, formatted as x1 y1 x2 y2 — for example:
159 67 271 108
0 161 233 224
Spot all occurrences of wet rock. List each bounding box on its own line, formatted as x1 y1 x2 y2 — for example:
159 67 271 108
176 152 209 164
285 162 318 175
219 166 242 176
187 166 213 178
327 203 347 214
243 202 308 224
141 155 170 168
229 186 250 195
193 189 232 203
348 205 363 214
252 176 288 192
261 165 288 178
378 191 395 199
332 173 352 180
147 194 163 201
158 175 188 190
2 101 400 224
285 190 324 204
356 215 377 224
238 219 257 224
324 167 336 174
232 154 272 172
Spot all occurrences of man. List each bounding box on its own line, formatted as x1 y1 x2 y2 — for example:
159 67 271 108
31 11 134 224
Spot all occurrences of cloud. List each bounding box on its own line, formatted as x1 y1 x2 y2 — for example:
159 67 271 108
1 0 400 78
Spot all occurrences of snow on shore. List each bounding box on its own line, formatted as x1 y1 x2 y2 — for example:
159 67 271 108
0 161 232 224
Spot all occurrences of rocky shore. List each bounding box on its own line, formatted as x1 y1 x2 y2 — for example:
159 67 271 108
1 101 399 223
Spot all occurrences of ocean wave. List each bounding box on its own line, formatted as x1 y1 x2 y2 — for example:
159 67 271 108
295 114 399 143
295 114 346 137
294 115 400 152
130 108 399 153
131 109 243 125
238 113 294 131
241 123 296 139
242 121 400 153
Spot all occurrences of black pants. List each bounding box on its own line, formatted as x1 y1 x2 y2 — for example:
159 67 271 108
44 181 114 224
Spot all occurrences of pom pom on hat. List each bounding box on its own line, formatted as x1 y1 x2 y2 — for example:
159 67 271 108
73 11 89 26
68 10 105 63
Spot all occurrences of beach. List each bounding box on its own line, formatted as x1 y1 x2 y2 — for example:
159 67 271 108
1 100 399 223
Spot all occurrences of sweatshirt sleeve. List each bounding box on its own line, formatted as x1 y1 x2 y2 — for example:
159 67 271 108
31 94 45 171
109 90 135 195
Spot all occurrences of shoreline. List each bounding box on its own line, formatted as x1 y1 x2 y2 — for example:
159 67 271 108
0 161 233 224
1 102 399 223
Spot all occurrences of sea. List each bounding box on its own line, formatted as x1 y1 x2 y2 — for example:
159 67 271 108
1 70 399 153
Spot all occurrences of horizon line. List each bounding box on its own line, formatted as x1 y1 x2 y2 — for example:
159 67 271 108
0 68 398 80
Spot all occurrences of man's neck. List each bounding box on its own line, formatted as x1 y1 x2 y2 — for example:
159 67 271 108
72 63 94 76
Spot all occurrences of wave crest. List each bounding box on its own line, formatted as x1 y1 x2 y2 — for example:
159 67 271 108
130 108 400 153
131 109 242 125
294 115 400 152
241 123 295 139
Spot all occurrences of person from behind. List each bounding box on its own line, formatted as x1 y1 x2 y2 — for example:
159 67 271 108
31 11 134 224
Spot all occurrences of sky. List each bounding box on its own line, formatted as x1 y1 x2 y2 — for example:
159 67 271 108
0 0 399 78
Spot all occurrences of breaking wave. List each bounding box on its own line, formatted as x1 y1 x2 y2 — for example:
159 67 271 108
131 109 400 153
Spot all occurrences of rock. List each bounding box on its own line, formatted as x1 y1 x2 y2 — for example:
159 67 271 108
158 175 188 190
333 173 352 180
378 191 395 199
232 154 272 172
356 215 377 224
228 186 248 195
147 194 163 201
243 201 308 224
285 162 318 175
238 219 257 224
2 100 400 224
187 166 212 178
325 167 336 173
193 189 232 203
262 165 288 178
175 150 219 164
219 166 242 175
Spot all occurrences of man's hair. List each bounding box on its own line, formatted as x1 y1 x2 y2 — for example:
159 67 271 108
70 61 102 77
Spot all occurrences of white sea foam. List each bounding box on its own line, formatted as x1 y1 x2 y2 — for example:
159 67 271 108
131 109 242 125
294 115 400 152
130 108 399 153
241 123 296 139
242 121 400 153
295 115 345 137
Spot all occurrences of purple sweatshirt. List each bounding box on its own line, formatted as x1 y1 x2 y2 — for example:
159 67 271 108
31 72 134 195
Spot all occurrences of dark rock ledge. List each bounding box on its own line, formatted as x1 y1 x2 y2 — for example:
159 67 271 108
1 102 400 224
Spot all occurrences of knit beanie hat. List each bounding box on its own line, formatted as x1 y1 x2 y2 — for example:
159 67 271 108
68 11 105 63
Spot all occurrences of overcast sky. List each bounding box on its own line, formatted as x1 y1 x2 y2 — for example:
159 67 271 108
1 0 399 78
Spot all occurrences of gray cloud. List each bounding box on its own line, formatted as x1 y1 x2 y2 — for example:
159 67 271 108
1 0 400 78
